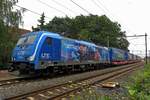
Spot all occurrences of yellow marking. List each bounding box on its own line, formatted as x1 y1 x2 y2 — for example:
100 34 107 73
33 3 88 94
15 81 19 82
69 85 73 88
89 90 92 94
26 97 35 100
38 94 49 98
72 84 78 87
55 89 61 92
88 87 92 90
61 97 67 100
68 81 72 83
82 81 88 85
77 83 82 85
62 87 68 90
47 91 53 95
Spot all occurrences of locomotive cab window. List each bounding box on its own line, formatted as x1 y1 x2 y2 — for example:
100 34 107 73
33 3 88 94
45 37 52 45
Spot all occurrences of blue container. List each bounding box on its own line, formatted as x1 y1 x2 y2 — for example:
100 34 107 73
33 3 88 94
109 48 127 62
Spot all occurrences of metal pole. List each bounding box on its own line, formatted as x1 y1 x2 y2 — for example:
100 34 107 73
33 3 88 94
107 35 110 63
145 33 147 64
107 35 109 48
126 34 148 63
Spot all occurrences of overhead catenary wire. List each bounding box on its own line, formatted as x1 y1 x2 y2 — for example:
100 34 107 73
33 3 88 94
96 0 135 35
69 0 92 15
92 0 132 36
92 0 126 30
96 0 111 14
132 43 145 45
91 0 106 14
37 0 67 15
15 4 51 19
96 0 117 21
128 37 139 41
52 0 78 15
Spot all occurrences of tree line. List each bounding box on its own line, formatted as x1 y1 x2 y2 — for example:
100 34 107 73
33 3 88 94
33 13 129 50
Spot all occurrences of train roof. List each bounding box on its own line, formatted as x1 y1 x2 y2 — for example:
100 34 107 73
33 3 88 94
61 34 96 47
20 31 127 53
78 40 96 46
110 47 128 52
21 31 61 39
97 46 108 50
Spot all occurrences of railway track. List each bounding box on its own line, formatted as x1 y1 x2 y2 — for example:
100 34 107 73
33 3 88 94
0 77 35 87
0 62 140 87
0 75 50 87
5 62 143 100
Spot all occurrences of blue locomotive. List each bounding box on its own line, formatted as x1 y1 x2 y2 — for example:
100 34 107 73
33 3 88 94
9 31 141 74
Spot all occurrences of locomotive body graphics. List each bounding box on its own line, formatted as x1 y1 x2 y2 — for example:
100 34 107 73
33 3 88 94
61 39 102 64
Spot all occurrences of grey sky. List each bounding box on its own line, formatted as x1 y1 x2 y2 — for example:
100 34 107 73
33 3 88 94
17 0 150 57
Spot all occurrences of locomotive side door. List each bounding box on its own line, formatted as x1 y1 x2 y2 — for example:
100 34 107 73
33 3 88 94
39 37 61 64
40 37 52 61
51 38 61 62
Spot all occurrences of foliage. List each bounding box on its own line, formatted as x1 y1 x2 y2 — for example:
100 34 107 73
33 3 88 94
32 12 46 31
0 0 23 26
33 14 129 50
0 0 23 68
126 64 150 100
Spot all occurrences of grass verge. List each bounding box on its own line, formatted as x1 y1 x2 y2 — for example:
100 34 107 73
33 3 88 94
126 63 150 100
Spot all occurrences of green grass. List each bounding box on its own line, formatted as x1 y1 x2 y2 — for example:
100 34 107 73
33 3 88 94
126 63 150 100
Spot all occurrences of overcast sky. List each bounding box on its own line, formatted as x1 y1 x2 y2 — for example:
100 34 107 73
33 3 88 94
17 0 150 57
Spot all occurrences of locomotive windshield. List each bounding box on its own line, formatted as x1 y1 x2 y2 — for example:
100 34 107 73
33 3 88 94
17 34 37 46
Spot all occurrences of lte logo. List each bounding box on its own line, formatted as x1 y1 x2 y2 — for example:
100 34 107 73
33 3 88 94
41 53 50 59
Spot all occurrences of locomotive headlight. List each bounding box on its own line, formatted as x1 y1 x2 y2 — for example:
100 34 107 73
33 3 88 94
27 56 34 61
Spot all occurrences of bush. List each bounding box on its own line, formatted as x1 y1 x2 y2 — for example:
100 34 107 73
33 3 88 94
126 64 150 100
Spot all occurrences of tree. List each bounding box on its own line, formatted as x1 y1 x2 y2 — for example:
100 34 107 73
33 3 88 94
38 12 45 28
0 0 23 26
32 12 46 31
0 0 23 68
